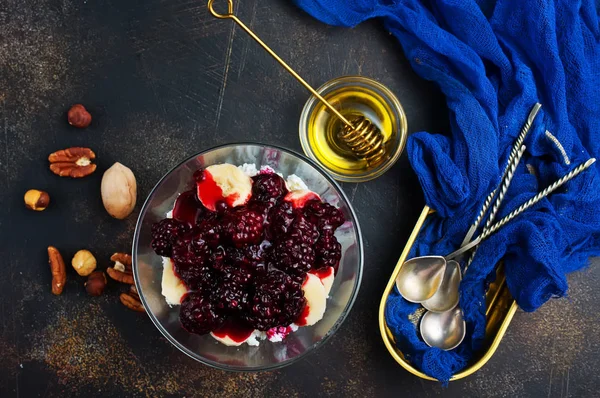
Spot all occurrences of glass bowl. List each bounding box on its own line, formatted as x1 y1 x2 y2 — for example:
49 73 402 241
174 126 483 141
133 143 364 371
299 76 407 182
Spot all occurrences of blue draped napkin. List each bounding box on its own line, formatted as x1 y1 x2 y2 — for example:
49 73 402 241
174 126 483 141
293 0 600 383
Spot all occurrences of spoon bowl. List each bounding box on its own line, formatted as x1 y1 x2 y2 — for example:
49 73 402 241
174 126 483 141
395 256 446 303
422 260 461 313
420 306 465 350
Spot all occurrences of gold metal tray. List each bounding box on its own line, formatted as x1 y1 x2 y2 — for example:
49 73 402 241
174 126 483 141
378 206 518 381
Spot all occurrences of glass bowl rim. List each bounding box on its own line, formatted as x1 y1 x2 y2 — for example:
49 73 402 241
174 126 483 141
132 142 365 372
298 75 408 183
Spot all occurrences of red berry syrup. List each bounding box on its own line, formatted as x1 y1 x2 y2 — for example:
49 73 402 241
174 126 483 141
212 319 255 343
172 190 204 226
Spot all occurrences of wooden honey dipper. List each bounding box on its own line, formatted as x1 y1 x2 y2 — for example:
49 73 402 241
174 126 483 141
208 0 387 166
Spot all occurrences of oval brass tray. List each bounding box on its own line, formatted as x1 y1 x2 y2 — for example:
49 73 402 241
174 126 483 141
378 206 518 381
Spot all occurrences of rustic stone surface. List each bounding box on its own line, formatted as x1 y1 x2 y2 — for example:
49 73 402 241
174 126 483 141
1 0 598 397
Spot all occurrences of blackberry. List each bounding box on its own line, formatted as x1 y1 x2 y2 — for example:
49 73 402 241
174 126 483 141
223 246 266 277
214 200 229 215
269 237 315 276
208 246 227 273
247 200 271 219
197 205 218 224
245 270 306 331
251 174 288 204
173 259 216 292
171 233 210 267
214 281 249 312
288 213 320 245
180 293 225 334
266 201 295 240
244 244 265 265
171 233 215 291
151 240 171 257
226 245 263 267
218 264 253 286
303 199 345 233
151 219 189 257
314 233 342 272
172 256 216 292
197 219 222 248
223 208 264 247
213 269 251 313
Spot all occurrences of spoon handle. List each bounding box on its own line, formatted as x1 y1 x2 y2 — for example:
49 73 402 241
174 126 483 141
480 158 596 240
446 158 596 260
463 145 526 271
461 103 542 246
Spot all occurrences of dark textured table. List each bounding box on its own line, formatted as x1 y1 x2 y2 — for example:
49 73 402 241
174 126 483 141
1 1 598 397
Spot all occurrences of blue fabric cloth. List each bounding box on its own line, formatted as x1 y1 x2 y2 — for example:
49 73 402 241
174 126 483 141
293 0 600 383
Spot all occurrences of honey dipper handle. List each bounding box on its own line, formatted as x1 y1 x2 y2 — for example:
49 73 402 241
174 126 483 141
207 0 354 127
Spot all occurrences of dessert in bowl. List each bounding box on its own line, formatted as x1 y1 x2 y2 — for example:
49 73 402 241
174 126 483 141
133 143 363 370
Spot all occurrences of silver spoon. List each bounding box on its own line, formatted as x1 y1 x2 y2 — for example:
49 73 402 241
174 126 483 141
420 157 596 350
420 306 465 350
395 222 507 304
422 144 526 312
419 260 462 312
395 230 506 303
396 104 542 303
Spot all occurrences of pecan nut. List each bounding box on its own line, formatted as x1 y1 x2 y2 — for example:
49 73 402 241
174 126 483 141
119 292 145 312
110 252 132 270
48 246 67 295
48 147 97 178
107 252 134 284
129 284 139 297
107 267 134 284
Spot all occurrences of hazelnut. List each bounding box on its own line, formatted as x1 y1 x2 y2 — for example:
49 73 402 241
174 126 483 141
71 249 97 276
101 162 137 219
24 189 50 211
85 271 107 296
67 104 92 128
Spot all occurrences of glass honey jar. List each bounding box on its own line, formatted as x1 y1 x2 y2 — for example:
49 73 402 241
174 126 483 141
299 76 408 182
